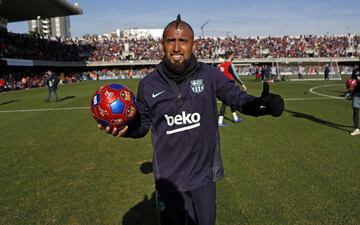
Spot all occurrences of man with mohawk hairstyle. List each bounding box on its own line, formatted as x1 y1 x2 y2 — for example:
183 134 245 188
99 15 284 225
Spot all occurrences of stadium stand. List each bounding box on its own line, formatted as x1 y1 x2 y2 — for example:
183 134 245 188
1 33 360 62
0 0 359 90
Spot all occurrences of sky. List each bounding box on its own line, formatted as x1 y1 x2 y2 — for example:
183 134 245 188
6 0 360 38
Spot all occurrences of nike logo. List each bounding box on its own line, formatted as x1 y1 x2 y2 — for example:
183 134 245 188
152 90 165 98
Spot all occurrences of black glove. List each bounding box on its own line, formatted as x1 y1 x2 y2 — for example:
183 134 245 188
240 82 284 117
258 82 284 117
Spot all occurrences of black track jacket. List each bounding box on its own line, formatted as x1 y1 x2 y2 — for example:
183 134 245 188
125 62 258 192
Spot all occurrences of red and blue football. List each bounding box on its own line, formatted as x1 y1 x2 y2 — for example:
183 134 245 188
90 83 137 130
346 79 357 91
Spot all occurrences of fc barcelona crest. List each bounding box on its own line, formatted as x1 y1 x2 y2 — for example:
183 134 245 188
190 79 204 93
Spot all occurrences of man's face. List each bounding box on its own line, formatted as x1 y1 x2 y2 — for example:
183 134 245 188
162 24 194 72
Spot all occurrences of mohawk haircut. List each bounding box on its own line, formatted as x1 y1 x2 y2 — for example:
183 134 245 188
162 14 194 40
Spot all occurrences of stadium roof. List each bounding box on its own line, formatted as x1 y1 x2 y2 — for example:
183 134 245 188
0 0 83 23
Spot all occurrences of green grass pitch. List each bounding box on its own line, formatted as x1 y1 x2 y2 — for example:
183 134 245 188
0 77 359 225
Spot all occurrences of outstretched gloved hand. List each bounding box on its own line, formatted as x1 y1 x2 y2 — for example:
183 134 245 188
239 82 284 117
258 82 284 117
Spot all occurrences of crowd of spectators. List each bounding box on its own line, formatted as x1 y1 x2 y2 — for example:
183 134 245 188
237 65 354 77
195 34 360 59
0 68 155 92
0 71 87 92
1 30 359 62
0 31 93 61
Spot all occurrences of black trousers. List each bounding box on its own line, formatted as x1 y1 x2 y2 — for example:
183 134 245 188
354 107 359 129
156 182 216 225
219 102 236 116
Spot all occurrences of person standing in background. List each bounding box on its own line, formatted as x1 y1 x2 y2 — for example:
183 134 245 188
45 70 60 102
324 64 330 81
350 64 360 136
218 50 247 126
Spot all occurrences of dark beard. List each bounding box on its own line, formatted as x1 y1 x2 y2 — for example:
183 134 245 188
163 57 191 74
162 54 199 82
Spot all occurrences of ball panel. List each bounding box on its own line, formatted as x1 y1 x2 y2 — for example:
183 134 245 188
92 94 101 106
101 89 118 104
120 89 132 102
125 105 136 119
110 99 125 114
109 83 124 90
109 117 125 127
97 103 111 119
90 105 97 117
98 118 109 128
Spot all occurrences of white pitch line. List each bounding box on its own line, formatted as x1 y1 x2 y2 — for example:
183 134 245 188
308 84 345 100
214 96 334 104
0 106 89 113
0 85 346 114
284 97 333 101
